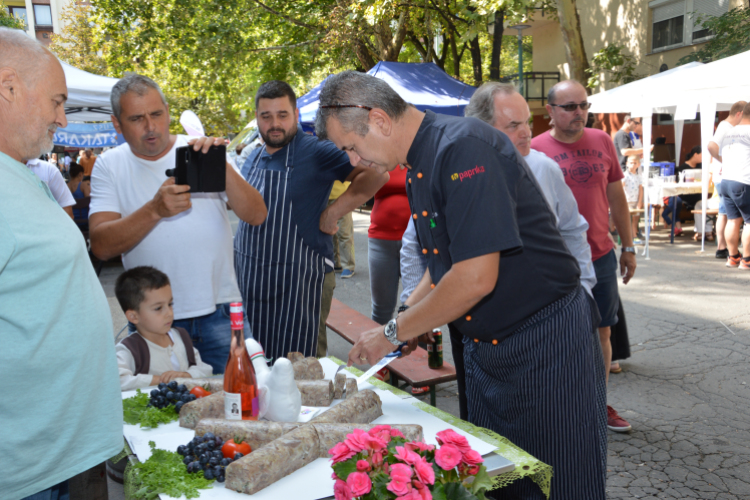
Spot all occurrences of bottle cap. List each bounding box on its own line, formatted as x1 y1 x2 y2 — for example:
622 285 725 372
230 302 244 330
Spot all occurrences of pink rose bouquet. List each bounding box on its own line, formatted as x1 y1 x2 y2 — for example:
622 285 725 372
330 426 493 500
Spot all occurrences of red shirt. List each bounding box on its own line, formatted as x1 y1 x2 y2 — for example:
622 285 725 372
368 167 410 240
531 129 624 261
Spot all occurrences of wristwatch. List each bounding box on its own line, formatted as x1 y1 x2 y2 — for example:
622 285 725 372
622 246 636 254
384 318 401 346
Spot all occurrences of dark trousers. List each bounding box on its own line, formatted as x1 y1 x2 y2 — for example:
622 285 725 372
448 323 468 421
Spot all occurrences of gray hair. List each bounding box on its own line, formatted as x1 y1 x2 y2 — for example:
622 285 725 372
464 82 517 126
315 71 409 140
111 73 168 119
0 28 53 86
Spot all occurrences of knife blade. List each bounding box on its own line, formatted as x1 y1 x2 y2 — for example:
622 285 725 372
356 343 407 385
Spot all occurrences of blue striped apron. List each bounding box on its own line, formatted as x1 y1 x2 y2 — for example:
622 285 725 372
234 140 327 361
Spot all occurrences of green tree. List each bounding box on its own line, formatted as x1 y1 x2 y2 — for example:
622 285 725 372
586 44 642 89
552 0 589 87
1 2 25 29
49 3 108 75
678 6 750 65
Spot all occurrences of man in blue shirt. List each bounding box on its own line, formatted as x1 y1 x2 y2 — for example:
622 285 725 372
0 28 122 499
236 81 387 360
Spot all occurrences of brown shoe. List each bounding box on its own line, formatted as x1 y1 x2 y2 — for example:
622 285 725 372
610 361 622 374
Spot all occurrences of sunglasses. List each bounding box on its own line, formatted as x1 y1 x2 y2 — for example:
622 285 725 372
549 102 592 112
320 104 373 111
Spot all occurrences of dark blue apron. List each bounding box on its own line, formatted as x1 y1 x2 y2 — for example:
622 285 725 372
234 140 327 361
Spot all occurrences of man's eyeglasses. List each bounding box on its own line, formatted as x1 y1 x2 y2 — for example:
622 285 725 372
632 120 642 125
320 104 373 111
549 102 592 112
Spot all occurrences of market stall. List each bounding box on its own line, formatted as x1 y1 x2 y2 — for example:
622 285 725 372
118 357 551 500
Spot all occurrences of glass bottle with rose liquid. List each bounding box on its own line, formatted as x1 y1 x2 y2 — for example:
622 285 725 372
223 303 259 420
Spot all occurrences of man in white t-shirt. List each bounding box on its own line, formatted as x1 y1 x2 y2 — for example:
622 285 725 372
718 103 750 270
89 74 267 373
708 100 745 260
26 157 75 218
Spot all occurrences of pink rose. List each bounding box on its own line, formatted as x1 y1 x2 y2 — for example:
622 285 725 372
372 451 384 466
405 441 435 454
462 449 484 466
330 442 356 463
412 480 433 500
365 433 388 452
467 465 480 475
389 463 413 483
334 479 353 500
345 429 368 453
435 429 471 453
387 479 412 497
390 428 406 439
368 425 394 444
396 490 422 500
332 472 340 480
346 472 372 497
434 444 462 471
413 457 435 485
394 446 421 465
356 459 371 472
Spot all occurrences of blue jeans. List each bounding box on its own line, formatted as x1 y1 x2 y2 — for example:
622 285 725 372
22 481 69 500
368 238 402 325
129 302 252 374
662 196 683 226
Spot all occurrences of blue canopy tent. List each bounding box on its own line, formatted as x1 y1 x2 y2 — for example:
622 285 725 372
297 62 476 132
53 122 125 148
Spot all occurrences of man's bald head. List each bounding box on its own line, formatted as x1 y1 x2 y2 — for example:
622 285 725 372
547 80 587 105
0 28 67 162
0 28 54 87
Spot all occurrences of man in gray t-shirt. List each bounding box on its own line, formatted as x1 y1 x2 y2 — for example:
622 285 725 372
613 115 644 172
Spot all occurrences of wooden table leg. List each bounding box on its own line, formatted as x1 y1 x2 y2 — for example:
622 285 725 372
69 461 108 500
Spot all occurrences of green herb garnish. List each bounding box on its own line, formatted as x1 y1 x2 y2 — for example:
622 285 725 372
123 389 179 429
133 441 214 499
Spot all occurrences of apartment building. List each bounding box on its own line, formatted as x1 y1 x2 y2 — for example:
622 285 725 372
4 0 76 45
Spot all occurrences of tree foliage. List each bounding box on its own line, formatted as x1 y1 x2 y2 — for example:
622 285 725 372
1 2 25 30
678 6 750 65
73 0 545 135
586 44 641 90
48 4 107 75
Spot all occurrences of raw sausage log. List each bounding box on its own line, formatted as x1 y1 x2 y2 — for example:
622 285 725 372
292 357 325 380
179 392 225 429
311 390 382 424
334 373 346 399
297 380 334 407
194 419 300 451
226 425 320 495
345 379 358 399
287 352 305 363
313 424 423 457
173 377 224 393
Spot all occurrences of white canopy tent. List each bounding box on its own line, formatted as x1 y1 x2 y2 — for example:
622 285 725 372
588 62 705 258
588 52 750 257
61 61 119 122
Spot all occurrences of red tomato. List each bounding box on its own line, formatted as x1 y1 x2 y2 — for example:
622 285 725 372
222 438 252 458
190 387 212 398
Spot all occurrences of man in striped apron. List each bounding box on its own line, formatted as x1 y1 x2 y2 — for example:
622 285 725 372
317 71 607 499
235 81 387 362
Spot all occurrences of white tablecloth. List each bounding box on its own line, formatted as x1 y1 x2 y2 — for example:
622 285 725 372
646 181 702 201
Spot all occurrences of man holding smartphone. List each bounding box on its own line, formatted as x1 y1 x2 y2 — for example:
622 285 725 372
89 74 267 374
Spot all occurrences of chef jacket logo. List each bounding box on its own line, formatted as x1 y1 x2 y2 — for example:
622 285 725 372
453 165 485 182
569 161 593 183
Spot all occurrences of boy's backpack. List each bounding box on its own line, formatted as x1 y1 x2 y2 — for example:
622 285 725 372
121 327 197 376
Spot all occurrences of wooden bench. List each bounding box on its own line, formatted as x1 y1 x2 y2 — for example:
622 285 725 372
691 209 719 231
326 298 457 407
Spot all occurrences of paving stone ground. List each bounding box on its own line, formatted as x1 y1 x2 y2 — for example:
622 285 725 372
103 211 750 499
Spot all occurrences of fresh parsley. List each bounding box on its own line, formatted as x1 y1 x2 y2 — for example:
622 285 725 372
132 441 214 500
123 389 179 429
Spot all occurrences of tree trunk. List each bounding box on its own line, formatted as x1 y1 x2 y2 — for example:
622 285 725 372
449 29 460 78
353 38 377 70
555 0 590 87
489 10 504 81
469 34 482 85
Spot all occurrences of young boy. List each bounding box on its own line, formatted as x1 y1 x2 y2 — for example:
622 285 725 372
622 155 644 244
115 266 213 391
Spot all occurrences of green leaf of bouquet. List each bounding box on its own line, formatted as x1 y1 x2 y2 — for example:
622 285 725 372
468 465 493 495
431 482 448 500
444 482 480 500
332 459 357 480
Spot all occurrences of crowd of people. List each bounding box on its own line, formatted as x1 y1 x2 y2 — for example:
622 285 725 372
3 25 744 500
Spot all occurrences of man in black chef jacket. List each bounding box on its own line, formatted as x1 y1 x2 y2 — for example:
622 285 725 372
316 71 606 500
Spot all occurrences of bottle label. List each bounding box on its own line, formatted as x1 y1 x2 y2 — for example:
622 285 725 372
229 303 244 330
437 345 443 352
427 344 433 352
225 392 242 420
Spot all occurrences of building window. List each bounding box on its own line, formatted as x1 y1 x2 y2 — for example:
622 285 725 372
650 0 729 52
8 6 28 28
33 4 52 26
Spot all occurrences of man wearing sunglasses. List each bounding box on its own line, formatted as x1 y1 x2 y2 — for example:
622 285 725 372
532 80 637 434
614 115 645 173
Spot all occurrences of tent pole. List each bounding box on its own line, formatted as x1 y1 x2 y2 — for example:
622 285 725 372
699 102 717 254
642 113 653 260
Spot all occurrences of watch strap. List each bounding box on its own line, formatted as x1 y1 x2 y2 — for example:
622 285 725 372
622 246 636 254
